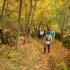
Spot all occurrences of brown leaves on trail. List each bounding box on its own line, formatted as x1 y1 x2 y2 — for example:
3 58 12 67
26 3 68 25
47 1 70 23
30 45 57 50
0 37 70 70
20 38 70 70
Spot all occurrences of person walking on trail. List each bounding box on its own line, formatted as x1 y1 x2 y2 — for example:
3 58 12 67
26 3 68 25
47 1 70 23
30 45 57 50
0 29 3 43
43 33 52 53
44 28 48 36
39 28 44 39
48 29 55 40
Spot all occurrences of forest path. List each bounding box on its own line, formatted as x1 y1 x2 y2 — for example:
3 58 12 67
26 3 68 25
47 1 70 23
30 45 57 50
18 36 69 70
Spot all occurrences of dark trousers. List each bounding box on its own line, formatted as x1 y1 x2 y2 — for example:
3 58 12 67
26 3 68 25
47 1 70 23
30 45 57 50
44 44 51 53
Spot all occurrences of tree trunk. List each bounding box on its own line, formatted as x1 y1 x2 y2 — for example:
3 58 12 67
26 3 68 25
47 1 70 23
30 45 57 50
61 0 69 39
0 0 6 28
31 0 37 25
31 0 38 33
17 0 22 47
0 0 6 17
26 0 32 38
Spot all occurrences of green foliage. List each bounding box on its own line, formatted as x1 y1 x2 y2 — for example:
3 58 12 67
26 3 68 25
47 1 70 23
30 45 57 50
62 36 70 49
0 46 39 70
67 67 70 70
60 60 70 70
55 32 62 40
60 60 68 70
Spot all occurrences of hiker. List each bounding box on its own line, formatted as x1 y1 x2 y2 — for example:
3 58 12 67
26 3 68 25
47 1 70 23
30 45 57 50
39 28 44 39
0 28 3 43
36 26 40 38
48 29 55 40
43 32 52 53
44 28 48 36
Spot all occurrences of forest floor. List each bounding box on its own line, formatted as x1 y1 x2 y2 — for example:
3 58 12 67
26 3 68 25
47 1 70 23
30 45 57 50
0 36 70 70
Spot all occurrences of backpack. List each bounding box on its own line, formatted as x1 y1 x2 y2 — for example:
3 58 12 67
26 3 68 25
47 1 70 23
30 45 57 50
44 35 52 44
44 35 51 41
40 30 44 35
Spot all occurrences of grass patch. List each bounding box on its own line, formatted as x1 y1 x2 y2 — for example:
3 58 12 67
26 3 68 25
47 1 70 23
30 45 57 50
0 46 39 70
60 60 68 70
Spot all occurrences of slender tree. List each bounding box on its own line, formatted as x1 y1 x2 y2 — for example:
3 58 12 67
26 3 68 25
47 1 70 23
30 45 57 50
0 0 6 28
31 0 38 29
56 0 70 38
17 0 22 47
0 0 6 17
26 0 32 38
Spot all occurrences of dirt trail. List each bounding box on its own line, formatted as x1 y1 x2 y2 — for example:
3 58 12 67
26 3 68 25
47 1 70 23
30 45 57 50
18 36 69 70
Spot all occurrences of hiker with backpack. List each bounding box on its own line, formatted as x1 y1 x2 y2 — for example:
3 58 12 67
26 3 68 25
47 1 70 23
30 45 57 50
0 28 3 43
39 28 44 39
48 29 55 40
43 32 52 53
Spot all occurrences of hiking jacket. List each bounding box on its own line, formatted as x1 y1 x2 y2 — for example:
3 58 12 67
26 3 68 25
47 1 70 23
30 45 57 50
49 30 55 38
44 34 52 45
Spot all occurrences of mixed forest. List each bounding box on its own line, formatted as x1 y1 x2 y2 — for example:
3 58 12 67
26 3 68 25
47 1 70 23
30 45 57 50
0 0 70 70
